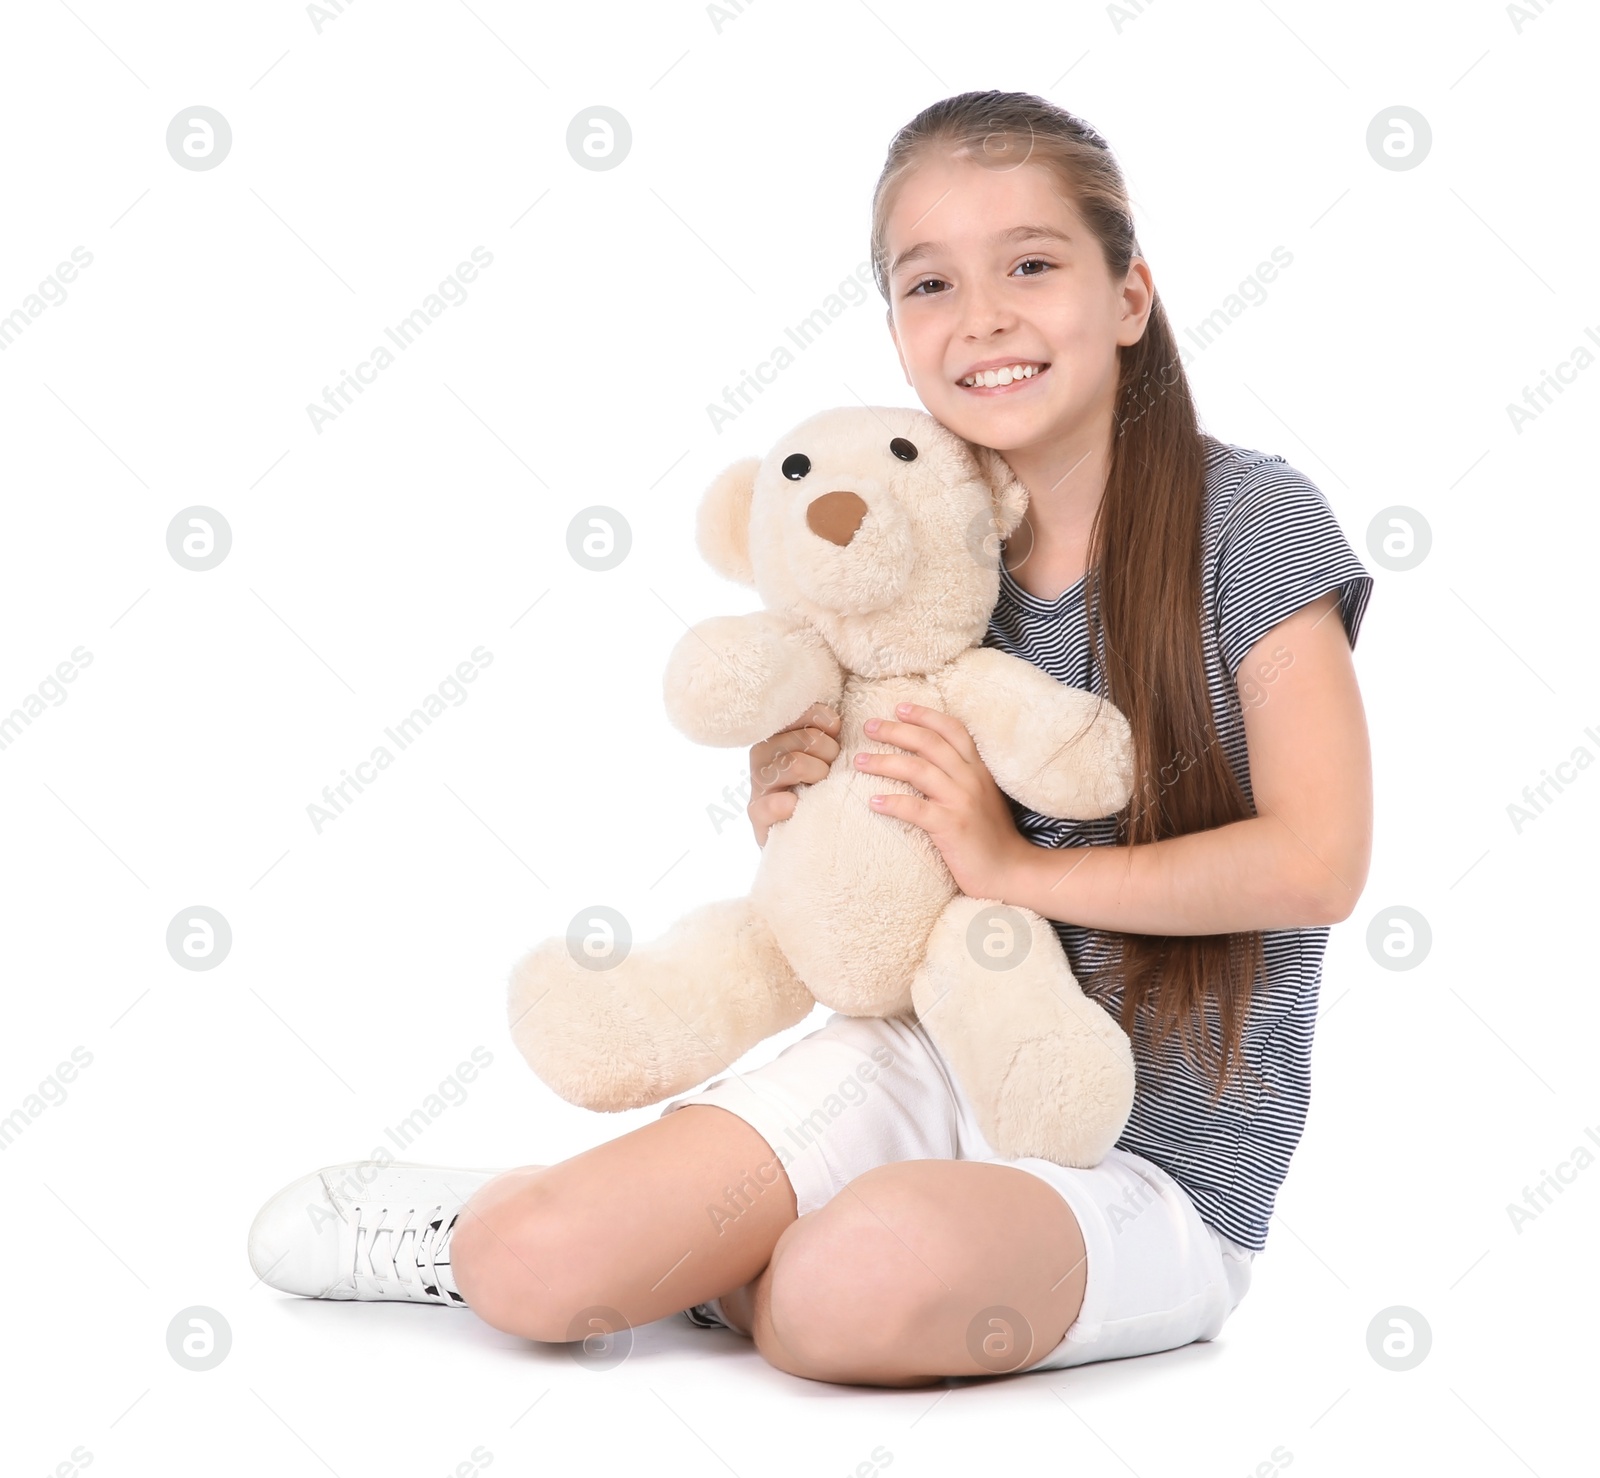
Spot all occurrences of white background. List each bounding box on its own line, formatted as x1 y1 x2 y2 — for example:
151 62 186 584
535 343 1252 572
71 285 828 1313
2 0 1596 1474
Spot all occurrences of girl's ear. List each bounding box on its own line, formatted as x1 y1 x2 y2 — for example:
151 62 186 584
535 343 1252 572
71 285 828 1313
974 445 1029 538
696 456 760 586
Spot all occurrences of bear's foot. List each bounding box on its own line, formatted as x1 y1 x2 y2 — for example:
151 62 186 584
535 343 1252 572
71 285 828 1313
507 898 816 1112
911 896 1136 1168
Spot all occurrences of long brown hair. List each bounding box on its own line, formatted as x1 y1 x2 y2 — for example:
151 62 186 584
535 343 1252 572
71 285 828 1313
870 90 1265 1105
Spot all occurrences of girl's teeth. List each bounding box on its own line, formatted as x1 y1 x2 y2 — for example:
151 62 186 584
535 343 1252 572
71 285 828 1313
963 363 1041 388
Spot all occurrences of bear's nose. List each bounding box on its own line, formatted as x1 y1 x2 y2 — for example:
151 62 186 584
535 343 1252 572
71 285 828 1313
805 490 868 547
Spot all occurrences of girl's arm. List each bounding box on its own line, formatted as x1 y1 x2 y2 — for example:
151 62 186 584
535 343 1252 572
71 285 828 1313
856 590 1372 935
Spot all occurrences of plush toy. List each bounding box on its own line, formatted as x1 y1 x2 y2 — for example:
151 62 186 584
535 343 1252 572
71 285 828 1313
508 406 1138 1167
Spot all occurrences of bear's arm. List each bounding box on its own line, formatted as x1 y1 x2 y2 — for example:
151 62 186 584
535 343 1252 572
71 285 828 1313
663 613 844 747
937 646 1136 820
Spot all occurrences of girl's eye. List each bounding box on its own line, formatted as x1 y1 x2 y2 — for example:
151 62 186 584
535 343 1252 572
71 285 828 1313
908 261 1050 296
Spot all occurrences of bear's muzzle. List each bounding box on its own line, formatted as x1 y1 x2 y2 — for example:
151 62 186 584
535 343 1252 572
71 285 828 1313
805 490 868 546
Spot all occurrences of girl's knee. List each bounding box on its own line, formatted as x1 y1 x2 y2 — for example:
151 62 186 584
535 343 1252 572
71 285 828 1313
751 1199 945 1386
451 1169 605 1343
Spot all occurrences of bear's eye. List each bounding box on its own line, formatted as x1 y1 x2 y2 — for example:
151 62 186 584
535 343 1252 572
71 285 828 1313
889 437 918 462
781 453 811 480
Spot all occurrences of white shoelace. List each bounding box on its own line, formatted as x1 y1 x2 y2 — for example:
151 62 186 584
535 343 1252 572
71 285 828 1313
350 1202 462 1303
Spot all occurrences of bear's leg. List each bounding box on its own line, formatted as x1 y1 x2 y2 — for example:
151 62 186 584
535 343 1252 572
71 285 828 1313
910 897 1137 1168
507 898 816 1113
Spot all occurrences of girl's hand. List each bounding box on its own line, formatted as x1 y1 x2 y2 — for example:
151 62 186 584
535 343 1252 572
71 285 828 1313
856 702 1029 901
747 703 841 848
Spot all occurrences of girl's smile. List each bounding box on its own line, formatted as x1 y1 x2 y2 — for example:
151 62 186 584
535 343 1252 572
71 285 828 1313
956 358 1052 393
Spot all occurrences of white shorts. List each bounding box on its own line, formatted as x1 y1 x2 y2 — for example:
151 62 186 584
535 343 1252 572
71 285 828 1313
661 1011 1255 1372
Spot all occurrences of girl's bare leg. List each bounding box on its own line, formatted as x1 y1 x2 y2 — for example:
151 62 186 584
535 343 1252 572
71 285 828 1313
450 1107 1088 1389
741 1160 1088 1387
450 1104 792 1341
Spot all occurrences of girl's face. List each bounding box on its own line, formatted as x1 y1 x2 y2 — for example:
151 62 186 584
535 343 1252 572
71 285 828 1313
882 152 1152 456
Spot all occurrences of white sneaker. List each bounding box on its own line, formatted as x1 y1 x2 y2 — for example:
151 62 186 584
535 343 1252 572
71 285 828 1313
247 1161 504 1306
683 1298 734 1330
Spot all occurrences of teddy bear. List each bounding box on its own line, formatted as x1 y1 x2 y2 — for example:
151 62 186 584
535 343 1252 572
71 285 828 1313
507 405 1139 1167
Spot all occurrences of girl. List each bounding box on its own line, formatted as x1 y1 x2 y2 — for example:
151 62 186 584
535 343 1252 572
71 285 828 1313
248 90 1374 1387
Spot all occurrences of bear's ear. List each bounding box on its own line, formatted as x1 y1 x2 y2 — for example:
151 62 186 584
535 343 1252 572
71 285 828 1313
695 456 760 587
974 445 1029 538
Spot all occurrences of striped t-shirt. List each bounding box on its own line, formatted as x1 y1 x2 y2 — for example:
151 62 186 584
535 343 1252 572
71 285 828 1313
982 437 1374 1253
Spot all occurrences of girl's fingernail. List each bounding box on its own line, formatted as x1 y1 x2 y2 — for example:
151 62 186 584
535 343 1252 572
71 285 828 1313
869 795 885 808
864 718 879 733
896 702 912 715
855 753 868 767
